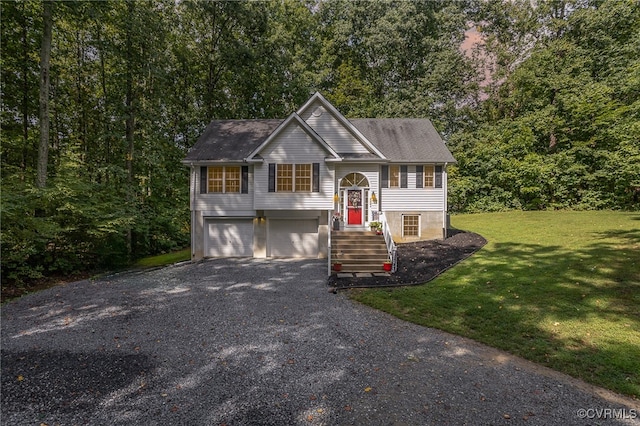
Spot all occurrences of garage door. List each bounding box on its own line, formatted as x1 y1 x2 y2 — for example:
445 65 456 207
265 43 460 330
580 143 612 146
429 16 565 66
268 219 318 258
205 219 253 257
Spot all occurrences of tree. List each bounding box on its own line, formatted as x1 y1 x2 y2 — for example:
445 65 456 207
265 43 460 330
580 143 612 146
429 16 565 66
449 0 640 211
36 0 53 188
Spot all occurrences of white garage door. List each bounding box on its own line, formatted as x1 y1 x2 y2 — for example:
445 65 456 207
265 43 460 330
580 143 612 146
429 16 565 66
205 219 253 257
268 219 319 258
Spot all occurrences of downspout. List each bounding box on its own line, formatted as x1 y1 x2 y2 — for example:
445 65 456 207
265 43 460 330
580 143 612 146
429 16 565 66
328 209 332 276
190 163 196 260
443 162 448 238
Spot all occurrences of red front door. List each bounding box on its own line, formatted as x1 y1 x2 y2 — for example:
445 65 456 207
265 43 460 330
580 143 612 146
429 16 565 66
347 189 362 225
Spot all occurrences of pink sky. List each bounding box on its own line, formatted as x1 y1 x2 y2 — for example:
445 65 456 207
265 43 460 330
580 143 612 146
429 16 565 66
460 26 494 89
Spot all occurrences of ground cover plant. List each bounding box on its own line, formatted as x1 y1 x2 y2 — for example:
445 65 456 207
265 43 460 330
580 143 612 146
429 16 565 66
1 248 191 303
351 211 640 398
133 248 191 269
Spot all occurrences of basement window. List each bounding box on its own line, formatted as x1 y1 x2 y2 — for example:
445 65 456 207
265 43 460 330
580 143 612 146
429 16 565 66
402 215 420 237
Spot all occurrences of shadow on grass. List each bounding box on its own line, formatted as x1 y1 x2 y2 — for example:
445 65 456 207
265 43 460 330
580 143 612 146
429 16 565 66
356 227 640 397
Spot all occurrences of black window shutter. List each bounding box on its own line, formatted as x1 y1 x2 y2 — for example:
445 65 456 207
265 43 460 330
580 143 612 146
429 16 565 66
200 166 208 194
381 165 389 188
435 165 443 188
416 165 423 188
268 163 276 192
400 165 408 188
241 166 249 193
312 163 320 192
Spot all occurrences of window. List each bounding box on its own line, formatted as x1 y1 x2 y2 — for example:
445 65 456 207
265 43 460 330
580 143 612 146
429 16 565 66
403 215 420 237
389 165 400 188
340 172 369 187
205 166 242 193
277 164 293 192
295 164 312 192
424 165 434 188
208 166 224 193
272 163 314 192
225 166 241 193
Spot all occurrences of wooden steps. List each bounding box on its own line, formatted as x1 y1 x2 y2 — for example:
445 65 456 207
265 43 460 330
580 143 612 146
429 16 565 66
331 231 390 273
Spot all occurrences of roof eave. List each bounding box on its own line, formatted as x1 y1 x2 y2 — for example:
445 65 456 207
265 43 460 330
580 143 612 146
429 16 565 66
339 158 389 163
181 159 248 165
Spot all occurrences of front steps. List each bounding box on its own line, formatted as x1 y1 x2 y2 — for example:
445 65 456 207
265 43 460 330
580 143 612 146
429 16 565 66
331 230 390 273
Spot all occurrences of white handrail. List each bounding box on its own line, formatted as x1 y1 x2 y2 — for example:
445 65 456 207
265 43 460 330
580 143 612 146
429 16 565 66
379 212 397 273
328 210 332 275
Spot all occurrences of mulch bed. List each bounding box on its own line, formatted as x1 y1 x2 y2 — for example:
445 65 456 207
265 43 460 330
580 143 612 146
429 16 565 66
327 230 487 290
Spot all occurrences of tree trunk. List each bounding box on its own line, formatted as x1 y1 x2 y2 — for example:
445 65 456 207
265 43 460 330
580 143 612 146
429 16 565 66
125 0 136 259
21 2 29 178
36 1 53 189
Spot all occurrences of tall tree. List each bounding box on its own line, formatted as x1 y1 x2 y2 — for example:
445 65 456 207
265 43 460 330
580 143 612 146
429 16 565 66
316 0 476 133
449 0 640 211
36 0 53 188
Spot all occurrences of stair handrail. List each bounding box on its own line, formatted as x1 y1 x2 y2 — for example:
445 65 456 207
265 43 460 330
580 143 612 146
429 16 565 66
327 210 333 275
379 212 397 273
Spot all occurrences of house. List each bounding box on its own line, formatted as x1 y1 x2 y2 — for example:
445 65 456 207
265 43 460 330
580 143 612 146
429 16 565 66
183 92 456 271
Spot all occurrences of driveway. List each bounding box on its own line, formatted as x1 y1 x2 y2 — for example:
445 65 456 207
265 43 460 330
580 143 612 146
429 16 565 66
2 259 638 425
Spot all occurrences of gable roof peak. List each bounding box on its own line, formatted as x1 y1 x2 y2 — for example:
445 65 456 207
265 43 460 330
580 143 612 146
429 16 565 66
297 92 387 160
296 91 331 116
244 112 341 162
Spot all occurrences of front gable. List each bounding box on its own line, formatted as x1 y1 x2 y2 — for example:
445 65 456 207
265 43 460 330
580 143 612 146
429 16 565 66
245 113 340 163
297 92 386 160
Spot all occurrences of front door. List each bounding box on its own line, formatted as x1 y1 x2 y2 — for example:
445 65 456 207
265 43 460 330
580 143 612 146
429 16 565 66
346 189 363 225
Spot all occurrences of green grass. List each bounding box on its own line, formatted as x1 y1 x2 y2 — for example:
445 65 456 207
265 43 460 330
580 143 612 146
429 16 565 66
351 211 640 398
133 248 191 268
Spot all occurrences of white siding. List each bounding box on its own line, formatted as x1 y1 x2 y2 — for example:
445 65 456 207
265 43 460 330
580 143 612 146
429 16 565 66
261 124 326 161
194 194 254 214
254 123 334 210
192 166 254 213
380 165 446 211
301 101 369 155
381 188 445 211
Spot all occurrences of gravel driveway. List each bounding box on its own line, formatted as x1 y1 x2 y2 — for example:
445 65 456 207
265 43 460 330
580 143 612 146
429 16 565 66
2 259 638 425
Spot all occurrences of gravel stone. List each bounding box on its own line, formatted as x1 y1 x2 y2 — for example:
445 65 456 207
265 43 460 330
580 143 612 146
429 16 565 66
2 258 638 425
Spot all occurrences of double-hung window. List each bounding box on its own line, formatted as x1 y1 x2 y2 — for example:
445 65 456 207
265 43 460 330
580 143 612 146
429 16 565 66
423 165 435 188
415 165 442 189
208 166 240 193
208 166 224 193
269 163 319 193
200 166 248 194
389 165 400 188
277 164 293 192
295 164 312 192
382 165 408 188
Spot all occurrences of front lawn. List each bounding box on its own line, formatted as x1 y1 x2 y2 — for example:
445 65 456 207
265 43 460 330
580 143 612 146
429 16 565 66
351 211 640 398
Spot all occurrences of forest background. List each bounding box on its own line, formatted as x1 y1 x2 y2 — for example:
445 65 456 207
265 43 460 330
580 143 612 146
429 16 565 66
1 0 639 286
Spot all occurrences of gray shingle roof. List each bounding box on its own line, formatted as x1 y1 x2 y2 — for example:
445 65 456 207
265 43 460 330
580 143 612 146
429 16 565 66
350 118 456 163
184 117 455 164
184 119 281 162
